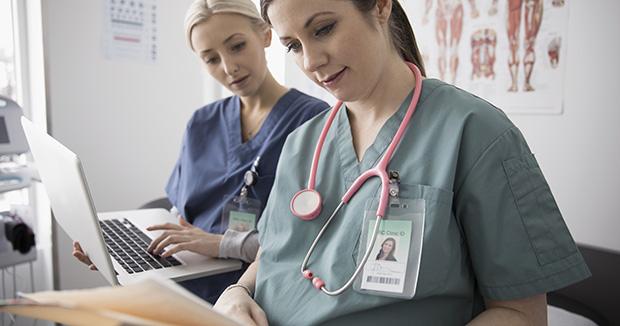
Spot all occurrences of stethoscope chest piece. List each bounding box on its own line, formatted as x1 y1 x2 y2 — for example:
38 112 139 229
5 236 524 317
290 188 322 220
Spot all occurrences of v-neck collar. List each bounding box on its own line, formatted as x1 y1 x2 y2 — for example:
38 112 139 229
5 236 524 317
227 89 300 162
336 90 414 185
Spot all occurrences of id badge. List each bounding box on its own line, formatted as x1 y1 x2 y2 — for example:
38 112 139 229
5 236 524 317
221 196 261 232
353 198 425 299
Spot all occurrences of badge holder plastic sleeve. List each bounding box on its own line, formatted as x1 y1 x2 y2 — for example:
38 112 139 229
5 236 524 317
353 198 426 299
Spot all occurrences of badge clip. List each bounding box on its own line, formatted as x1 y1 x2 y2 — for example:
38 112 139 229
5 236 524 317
388 170 401 206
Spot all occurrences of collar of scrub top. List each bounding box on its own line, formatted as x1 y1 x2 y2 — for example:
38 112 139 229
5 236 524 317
238 90 297 198
292 62 424 296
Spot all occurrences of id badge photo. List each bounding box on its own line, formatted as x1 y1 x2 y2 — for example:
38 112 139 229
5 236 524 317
353 198 425 299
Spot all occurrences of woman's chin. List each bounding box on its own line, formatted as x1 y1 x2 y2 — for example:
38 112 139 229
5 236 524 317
230 87 256 98
323 88 355 103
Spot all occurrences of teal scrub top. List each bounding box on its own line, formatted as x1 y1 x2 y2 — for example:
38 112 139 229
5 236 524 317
255 79 590 325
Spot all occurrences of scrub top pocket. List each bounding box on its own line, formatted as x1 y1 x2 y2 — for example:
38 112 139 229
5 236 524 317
354 183 456 299
399 183 455 299
503 153 577 266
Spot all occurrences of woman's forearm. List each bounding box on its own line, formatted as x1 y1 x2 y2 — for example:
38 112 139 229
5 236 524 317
237 248 261 294
468 295 547 326
467 307 531 325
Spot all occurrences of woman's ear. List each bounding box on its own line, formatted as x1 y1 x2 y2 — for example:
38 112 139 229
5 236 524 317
376 0 393 24
262 28 272 48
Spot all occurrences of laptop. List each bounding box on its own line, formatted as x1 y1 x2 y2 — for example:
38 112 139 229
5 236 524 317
21 117 241 286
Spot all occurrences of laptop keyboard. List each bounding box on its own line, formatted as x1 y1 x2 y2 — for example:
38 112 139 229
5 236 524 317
100 218 182 274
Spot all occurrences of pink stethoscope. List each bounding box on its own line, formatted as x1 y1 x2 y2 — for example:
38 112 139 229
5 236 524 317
290 62 423 296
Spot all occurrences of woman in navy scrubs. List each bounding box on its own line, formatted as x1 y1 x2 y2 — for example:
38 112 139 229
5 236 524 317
73 0 328 303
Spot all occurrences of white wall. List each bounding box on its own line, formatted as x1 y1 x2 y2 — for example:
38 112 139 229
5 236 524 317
41 0 210 289
43 0 205 212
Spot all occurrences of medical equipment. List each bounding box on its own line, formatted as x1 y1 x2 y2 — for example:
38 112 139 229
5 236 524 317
0 96 29 156
0 164 37 193
0 211 36 268
0 95 38 193
292 62 424 296
0 96 38 268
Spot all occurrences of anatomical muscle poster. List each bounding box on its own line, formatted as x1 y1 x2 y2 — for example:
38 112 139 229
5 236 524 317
406 0 569 114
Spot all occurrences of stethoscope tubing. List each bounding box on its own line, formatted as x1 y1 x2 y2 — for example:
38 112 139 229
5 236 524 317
299 62 423 295
307 105 341 190
301 207 383 296
343 63 423 218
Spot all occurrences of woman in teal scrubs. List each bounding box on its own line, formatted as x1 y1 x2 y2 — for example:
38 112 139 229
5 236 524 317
213 0 590 325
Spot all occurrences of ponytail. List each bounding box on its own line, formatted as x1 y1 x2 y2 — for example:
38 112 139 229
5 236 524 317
389 1 426 76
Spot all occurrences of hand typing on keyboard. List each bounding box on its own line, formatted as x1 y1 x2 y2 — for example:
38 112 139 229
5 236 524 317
74 219 183 274
146 216 223 258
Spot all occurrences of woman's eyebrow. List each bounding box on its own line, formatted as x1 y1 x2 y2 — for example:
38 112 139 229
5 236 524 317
304 11 335 28
278 11 335 42
223 33 245 44
199 33 245 55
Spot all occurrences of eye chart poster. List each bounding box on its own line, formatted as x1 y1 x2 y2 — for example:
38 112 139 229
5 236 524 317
104 0 158 63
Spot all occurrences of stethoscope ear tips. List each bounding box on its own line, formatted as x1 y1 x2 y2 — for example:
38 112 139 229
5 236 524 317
290 189 322 220
303 270 325 290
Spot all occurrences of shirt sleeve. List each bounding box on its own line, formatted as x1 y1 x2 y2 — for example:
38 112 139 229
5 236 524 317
218 229 259 263
454 127 590 300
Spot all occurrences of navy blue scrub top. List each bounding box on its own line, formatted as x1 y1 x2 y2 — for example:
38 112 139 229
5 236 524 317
165 89 328 303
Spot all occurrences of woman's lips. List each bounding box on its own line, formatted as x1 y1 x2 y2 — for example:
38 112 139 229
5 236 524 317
321 68 347 88
231 75 249 86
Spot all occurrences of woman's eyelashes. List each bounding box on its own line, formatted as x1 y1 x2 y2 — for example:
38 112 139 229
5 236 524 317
204 56 219 65
285 22 337 54
231 41 246 52
286 41 302 53
203 41 246 64
314 22 336 38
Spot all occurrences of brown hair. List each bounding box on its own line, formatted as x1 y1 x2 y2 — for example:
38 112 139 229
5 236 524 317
260 0 426 76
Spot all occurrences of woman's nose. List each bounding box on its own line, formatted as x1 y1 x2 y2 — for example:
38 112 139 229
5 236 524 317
303 44 327 73
223 58 240 75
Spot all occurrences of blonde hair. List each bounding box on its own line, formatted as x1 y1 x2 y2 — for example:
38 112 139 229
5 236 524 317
185 0 269 51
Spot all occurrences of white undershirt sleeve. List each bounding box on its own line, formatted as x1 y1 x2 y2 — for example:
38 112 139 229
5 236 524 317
218 229 259 263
